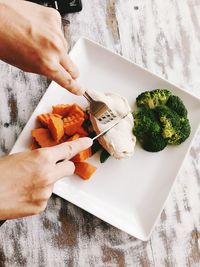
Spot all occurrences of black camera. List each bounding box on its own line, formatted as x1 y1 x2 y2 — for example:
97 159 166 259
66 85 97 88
28 0 82 15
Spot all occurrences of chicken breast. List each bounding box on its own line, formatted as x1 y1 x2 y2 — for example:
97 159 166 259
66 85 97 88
88 90 136 159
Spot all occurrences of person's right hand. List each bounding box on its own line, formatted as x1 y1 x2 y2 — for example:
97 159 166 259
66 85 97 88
0 137 92 220
0 0 83 95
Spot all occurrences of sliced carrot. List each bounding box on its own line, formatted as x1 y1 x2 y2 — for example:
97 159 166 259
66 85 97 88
68 104 85 118
48 116 64 143
52 104 72 117
59 134 68 143
30 139 40 150
67 133 81 141
74 161 97 180
32 128 57 148
37 113 62 127
65 113 84 122
63 116 84 135
76 126 89 137
72 148 92 162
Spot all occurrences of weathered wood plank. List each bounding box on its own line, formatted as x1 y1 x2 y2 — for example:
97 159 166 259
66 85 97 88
0 0 199 266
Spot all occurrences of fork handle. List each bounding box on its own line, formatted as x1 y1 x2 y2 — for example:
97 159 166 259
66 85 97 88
83 91 94 103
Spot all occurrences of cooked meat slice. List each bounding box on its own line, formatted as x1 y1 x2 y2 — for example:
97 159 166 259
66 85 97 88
88 90 136 159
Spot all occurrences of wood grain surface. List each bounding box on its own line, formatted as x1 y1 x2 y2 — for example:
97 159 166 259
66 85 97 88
0 0 200 266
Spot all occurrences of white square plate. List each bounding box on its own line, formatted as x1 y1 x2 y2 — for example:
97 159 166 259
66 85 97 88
11 38 200 240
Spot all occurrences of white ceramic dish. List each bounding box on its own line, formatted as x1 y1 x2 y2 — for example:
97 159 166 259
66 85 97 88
11 38 200 240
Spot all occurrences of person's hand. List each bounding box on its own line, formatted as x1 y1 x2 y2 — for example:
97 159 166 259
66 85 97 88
0 137 92 220
0 0 83 95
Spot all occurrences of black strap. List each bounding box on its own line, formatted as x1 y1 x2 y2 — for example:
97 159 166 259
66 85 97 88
0 220 6 227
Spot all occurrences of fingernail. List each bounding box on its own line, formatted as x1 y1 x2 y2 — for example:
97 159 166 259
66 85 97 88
68 58 80 79
72 81 86 95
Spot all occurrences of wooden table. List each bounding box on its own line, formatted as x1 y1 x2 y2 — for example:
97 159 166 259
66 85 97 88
0 1 200 266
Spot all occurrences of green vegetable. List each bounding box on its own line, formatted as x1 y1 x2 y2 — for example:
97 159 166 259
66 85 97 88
133 108 167 152
166 95 187 117
167 117 191 145
142 133 168 152
136 89 171 109
133 89 191 152
100 149 110 163
92 141 102 154
133 108 161 139
156 106 191 145
156 106 180 140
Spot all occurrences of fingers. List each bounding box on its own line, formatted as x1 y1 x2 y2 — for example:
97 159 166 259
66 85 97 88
49 64 84 95
60 40 80 79
60 55 80 80
51 160 75 183
47 137 93 163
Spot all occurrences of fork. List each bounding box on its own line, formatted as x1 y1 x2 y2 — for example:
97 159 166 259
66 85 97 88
83 91 117 124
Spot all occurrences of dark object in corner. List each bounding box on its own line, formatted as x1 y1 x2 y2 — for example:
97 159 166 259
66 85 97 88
27 0 82 15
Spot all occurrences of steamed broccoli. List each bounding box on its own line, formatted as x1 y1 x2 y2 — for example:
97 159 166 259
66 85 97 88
155 106 191 145
155 106 180 139
133 89 191 152
168 117 191 145
133 108 160 139
142 133 168 152
133 108 167 152
136 89 171 109
166 95 188 117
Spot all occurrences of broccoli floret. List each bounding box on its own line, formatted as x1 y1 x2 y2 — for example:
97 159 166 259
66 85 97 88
156 106 180 139
133 108 167 152
136 89 172 109
133 108 161 140
156 106 191 145
142 133 168 152
168 117 191 145
166 95 188 117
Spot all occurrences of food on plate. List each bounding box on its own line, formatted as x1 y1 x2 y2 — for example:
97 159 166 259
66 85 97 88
136 89 171 109
74 162 97 180
52 104 72 117
31 103 97 180
88 90 136 159
48 116 64 143
156 105 191 145
31 128 57 148
72 147 92 162
63 114 85 135
133 89 191 152
37 113 62 127
100 149 111 163
133 108 168 152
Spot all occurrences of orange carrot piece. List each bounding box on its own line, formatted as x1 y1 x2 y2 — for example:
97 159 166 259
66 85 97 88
48 116 64 143
74 162 97 180
32 128 57 148
67 133 81 141
37 113 62 127
72 148 92 162
64 113 84 122
52 104 72 117
30 140 40 150
76 126 89 137
59 134 68 143
68 104 85 118
63 116 84 135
